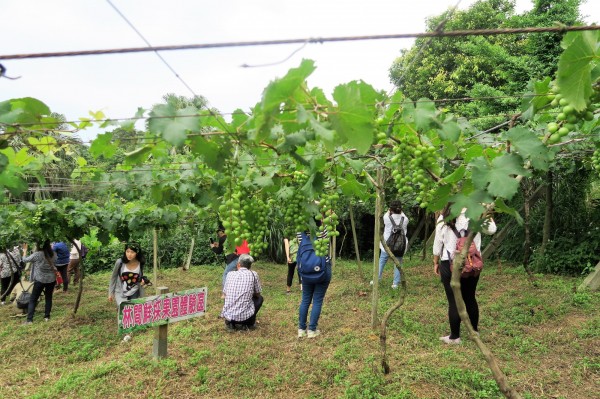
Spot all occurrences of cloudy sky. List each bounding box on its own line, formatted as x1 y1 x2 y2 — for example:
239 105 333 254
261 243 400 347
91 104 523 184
1 0 598 141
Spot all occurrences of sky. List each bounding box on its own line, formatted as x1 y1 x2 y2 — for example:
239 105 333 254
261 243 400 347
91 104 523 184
1 0 598 141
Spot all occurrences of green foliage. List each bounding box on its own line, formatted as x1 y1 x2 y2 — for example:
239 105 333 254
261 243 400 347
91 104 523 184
389 0 583 128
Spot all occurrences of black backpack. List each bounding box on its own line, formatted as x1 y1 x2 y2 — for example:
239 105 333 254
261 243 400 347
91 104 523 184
385 215 406 257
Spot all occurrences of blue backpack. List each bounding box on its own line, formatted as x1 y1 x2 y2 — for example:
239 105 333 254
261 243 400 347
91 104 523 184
297 232 330 284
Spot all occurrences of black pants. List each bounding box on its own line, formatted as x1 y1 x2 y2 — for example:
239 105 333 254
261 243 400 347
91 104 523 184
27 281 56 322
440 260 479 339
286 261 301 288
0 272 21 302
56 264 69 291
225 295 264 329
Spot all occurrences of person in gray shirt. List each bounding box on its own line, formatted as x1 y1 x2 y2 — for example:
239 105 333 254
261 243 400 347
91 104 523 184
22 240 58 324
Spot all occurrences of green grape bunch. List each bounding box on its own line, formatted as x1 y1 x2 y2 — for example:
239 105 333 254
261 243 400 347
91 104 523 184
546 89 595 145
242 197 270 257
218 184 247 250
283 171 311 238
390 141 439 209
592 149 600 175
314 192 340 256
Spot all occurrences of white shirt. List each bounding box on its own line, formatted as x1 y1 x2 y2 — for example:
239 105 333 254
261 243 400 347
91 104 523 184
380 212 409 253
432 212 497 261
70 239 81 260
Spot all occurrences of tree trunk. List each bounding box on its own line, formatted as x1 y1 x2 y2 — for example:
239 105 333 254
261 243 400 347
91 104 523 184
349 205 364 279
451 233 523 399
371 168 383 328
68 238 84 315
183 237 194 271
541 170 553 253
521 182 536 281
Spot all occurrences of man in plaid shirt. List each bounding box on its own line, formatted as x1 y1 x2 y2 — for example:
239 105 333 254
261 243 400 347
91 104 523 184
221 254 263 330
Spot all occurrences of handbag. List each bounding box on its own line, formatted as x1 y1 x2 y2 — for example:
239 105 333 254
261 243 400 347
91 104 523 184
55 271 63 285
16 285 32 310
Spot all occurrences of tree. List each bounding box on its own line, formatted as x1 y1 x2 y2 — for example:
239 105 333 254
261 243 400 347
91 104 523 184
389 0 582 128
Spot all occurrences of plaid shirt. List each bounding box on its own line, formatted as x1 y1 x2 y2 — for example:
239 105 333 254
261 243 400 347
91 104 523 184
221 268 262 322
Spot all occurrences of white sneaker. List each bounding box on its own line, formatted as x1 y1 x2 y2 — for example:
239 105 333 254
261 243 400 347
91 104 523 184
307 330 320 338
298 329 307 338
439 335 461 345
391 284 398 289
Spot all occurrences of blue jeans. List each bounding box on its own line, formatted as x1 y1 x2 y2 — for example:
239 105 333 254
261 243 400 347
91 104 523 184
222 259 238 288
378 250 402 286
298 280 330 331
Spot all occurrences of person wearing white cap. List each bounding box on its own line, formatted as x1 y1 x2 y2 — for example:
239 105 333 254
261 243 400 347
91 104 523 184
221 254 263 330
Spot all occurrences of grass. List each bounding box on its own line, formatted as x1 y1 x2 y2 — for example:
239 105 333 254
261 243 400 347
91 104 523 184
0 256 598 399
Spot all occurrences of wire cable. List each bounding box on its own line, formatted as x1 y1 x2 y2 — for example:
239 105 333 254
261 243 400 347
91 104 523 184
1 25 599 60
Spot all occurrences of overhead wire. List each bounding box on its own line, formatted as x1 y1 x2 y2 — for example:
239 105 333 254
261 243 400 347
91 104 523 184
1 25 599 61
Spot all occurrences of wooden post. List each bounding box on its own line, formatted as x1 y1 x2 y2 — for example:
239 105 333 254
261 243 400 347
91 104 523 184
183 237 195 271
349 204 364 278
153 286 169 359
331 235 336 268
153 228 158 292
371 168 383 328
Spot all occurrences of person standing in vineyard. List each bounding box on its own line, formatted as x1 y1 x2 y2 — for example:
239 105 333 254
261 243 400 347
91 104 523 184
67 239 82 288
22 240 58 324
108 242 147 307
108 242 148 342
297 228 331 339
284 235 301 294
0 245 22 305
432 206 496 344
372 200 408 289
52 242 70 293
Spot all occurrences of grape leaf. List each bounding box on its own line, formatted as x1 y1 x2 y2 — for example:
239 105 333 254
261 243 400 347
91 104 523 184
414 98 437 131
503 127 552 171
149 104 199 146
329 81 379 155
89 133 117 159
262 59 316 113
438 121 460 142
449 190 493 221
557 31 597 111
471 154 530 199
495 198 523 225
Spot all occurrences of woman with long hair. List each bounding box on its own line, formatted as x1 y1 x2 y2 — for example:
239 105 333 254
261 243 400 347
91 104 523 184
108 242 148 342
108 242 147 307
432 205 496 344
22 240 58 324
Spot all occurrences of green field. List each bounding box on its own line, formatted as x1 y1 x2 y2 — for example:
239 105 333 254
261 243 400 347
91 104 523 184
0 258 598 399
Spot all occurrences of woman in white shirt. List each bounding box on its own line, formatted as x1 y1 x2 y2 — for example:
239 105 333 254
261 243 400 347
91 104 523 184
432 207 496 344
373 200 409 289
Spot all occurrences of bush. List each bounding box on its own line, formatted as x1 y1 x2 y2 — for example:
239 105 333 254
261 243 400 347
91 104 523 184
530 227 600 275
83 221 221 275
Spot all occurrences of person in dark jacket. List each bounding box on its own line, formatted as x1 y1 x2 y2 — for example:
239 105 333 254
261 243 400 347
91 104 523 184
52 242 70 292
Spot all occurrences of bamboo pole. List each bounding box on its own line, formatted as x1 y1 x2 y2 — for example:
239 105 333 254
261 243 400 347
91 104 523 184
371 168 383 328
349 204 364 279
153 228 158 293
